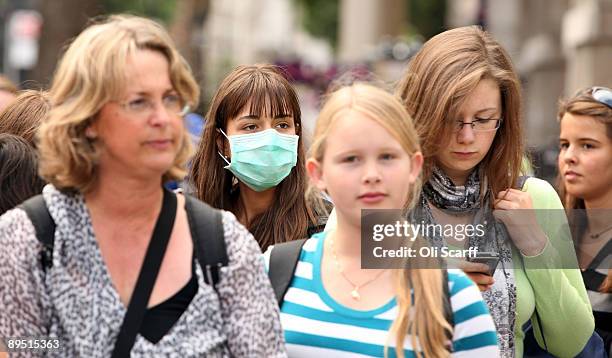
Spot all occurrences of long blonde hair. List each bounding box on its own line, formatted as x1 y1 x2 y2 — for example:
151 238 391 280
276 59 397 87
38 15 199 193
309 83 451 357
396 26 524 201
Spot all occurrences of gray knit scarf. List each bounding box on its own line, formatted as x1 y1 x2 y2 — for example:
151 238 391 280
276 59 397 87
414 165 517 357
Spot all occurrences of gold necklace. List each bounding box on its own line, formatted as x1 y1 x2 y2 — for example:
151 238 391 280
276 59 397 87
589 223 612 239
329 235 387 300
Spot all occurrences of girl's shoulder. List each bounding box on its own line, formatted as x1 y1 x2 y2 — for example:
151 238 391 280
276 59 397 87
522 177 563 209
262 234 322 269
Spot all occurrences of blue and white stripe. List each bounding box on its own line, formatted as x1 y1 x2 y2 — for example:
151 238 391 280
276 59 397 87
265 233 499 357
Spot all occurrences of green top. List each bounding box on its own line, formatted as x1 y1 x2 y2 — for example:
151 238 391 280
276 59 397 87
514 177 594 357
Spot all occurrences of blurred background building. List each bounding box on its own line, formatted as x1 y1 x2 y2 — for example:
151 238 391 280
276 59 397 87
1 0 611 182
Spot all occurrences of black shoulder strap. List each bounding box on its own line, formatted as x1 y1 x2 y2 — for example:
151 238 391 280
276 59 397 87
111 188 177 358
19 194 56 270
268 239 307 306
184 195 227 289
517 175 532 190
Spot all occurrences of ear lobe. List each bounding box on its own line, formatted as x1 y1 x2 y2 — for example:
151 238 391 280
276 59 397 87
85 127 97 139
408 151 424 184
306 158 326 191
215 133 229 158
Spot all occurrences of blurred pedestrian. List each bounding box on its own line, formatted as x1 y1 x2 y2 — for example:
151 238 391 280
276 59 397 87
0 75 17 112
0 134 45 215
0 89 50 145
558 86 612 356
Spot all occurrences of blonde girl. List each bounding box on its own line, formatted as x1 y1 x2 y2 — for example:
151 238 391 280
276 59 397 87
265 84 499 357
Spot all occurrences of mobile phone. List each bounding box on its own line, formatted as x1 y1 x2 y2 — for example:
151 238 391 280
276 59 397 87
468 251 500 276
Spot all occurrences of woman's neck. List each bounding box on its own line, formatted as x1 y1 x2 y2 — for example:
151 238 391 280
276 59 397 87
237 182 275 225
585 192 612 234
584 188 612 211
84 169 164 221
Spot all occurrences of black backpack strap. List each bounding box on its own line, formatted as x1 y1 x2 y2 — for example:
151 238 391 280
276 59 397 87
111 188 177 358
268 239 307 306
19 194 56 270
184 195 227 290
517 175 532 190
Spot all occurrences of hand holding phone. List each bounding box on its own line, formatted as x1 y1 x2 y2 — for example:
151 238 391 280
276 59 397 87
467 251 500 276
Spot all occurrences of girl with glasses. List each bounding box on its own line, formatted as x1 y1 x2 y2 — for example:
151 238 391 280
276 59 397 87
397 26 594 357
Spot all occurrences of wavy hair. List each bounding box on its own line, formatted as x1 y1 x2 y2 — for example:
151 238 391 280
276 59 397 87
37 15 199 193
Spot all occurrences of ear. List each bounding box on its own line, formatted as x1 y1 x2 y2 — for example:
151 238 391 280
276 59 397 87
306 158 326 191
407 151 424 184
215 131 230 158
85 125 98 139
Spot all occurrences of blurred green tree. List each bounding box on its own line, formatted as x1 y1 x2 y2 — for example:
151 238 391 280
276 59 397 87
294 0 339 49
409 0 446 39
103 0 176 23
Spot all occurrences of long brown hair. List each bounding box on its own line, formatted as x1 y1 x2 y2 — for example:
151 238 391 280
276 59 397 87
396 26 524 200
309 83 450 358
190 64 316 250
557 88 612 293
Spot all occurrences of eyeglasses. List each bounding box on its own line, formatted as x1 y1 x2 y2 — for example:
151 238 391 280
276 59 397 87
591 87 612 109
117 93 190 118
451 118 502 132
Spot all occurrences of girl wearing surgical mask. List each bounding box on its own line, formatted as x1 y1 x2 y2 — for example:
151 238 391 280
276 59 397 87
190 64 326 251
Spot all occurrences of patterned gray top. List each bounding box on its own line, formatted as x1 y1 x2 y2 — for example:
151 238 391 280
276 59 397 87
0 185 287 357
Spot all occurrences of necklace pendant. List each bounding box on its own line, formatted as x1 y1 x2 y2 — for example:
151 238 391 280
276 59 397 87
350 288 360 300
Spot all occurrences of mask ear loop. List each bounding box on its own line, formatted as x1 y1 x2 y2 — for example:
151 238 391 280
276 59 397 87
217 128 231 165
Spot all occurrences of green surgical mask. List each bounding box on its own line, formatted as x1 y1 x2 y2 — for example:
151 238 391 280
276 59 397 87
218 128 299 192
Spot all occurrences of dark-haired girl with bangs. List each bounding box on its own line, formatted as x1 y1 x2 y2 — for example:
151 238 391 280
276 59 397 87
190 64 327 251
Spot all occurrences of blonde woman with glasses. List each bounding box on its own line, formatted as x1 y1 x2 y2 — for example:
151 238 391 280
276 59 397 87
0 15 285 357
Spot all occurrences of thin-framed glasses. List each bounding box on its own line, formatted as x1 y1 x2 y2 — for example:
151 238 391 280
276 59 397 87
452 118 502 132
117 93 190 118
591 86 612 109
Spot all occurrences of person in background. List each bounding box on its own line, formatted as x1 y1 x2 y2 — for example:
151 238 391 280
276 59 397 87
0 133 45 215
265 83 499 357
0 75 17 111
396 25 593 357
557 86 612 356
0 89 50 146
0 15 285 357
190 64 327 251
